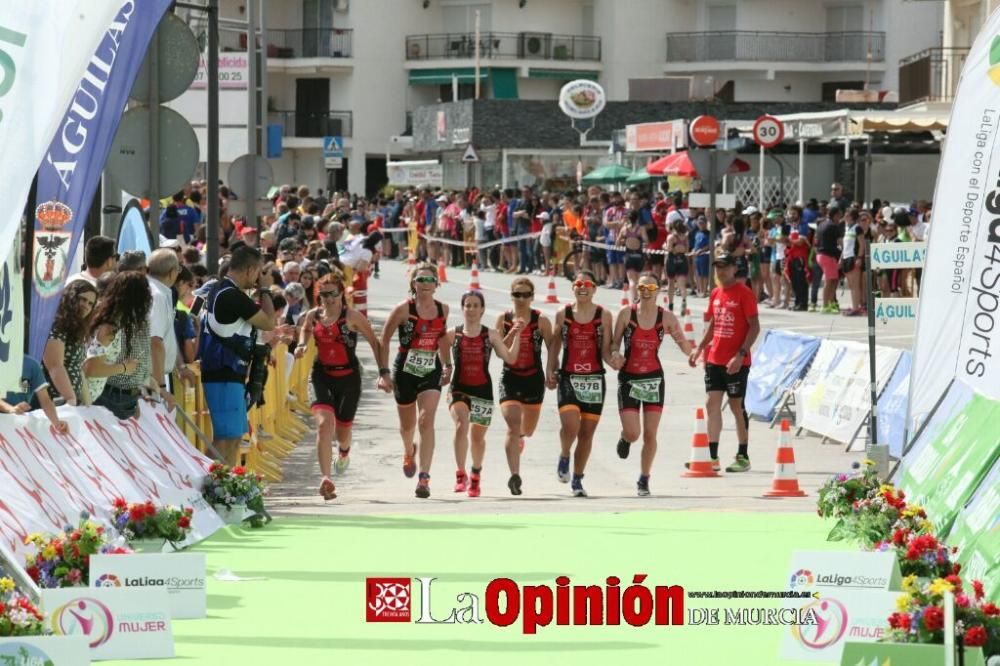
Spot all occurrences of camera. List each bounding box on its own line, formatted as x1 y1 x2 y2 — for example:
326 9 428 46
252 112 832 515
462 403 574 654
245 343 272 409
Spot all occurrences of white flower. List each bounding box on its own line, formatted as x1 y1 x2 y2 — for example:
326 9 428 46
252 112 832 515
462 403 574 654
8 606 31 627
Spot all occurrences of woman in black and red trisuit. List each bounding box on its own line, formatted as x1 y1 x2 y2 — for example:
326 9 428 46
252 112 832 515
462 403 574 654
446 291 521 498
545 269 619 498
296 270 383 501
610 272 691 497
378 263 451 499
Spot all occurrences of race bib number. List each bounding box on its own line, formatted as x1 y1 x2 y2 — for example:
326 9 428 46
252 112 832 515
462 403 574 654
469 397 493 427
569 374 603 404
628 378 662 403
403 349 437 377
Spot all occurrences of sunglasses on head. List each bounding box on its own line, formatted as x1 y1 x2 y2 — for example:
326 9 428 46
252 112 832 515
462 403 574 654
573 279 595 289
414 275 438 284
636 283 659 293
511 291 533 299
320 289 342 298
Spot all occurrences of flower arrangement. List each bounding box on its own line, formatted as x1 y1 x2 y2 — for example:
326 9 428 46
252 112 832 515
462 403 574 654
23 514 131 588
874 529 959 580
0 577 45 637
111 498 194 545
202 463 268 528
888 574 1000 656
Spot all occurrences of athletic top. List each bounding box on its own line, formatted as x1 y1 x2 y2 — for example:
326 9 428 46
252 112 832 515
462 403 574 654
622 305 665 375
312 308 358 376
397 299 447 355
452 325 493 388
560 305 605 375
622 224 644 252
502 309 543 376
842 223 860 260
668 231 689 254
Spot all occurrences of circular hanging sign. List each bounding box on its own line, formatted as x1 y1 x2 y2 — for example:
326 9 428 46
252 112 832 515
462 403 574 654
753 115 785 148
689 115 720 147
558 80 606 120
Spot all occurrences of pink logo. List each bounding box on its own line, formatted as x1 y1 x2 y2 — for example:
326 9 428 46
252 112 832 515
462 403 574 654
51 597 114 648
791 598 848 649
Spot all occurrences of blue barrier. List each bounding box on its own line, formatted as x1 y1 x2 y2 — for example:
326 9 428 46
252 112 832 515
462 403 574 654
745 329 822 422
877 350 911 458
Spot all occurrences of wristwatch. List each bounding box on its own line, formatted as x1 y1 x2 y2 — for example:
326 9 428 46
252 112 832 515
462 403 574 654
737 348 748 357
378 367 391 376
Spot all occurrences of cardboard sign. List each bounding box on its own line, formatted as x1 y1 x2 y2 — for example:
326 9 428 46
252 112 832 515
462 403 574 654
787 551 902 594
778 589 900 662
0 636 90 665
90 553 206 619
41 587 173 661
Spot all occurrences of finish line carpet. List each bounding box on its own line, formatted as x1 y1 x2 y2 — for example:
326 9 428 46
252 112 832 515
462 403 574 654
105 512 847 666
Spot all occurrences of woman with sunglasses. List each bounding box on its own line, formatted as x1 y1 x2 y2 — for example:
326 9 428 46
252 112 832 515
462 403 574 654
378 263 451 499
546 270 620 497
295 270 383 501
447 291 522 498
495 277 554 495
610 272 692 496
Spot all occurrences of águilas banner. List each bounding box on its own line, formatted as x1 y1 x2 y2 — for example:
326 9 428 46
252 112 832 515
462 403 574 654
909 7 1000 434
28 0 173 359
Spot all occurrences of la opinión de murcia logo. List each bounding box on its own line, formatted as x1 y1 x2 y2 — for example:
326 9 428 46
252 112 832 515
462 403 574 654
366 578 412 622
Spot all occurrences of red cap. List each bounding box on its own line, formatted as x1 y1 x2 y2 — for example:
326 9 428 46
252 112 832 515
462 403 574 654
241 226 259 237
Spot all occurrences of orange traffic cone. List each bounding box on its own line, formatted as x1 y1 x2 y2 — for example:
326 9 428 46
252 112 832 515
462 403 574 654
437 258 448 284
545 271 560 304
682 408 720 478
764 420 807 497
683 311 697 349
620 282 630 308
470 260 481 290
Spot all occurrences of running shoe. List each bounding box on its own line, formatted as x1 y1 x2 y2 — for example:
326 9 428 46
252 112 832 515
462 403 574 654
725 455 751 473
415 474 431 499
507 473 523 496
403 445 417 478
334 450 350 475
637 476 651 497
821 303 838 314
616 436 631 459
809 303 818 312
571 477 587 497
319 477 337 501
454 470 468 493
557 456 571 483
468 473 481 498
684 458 721 472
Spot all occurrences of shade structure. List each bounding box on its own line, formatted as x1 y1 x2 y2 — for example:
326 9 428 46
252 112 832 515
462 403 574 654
625 167 657 184
646 151 750 177
581 163 633 184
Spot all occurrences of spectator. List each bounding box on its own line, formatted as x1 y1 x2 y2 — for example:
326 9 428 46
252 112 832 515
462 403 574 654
0 356 68 433
42 280 97 406
148 249 192 403
281 261 301 287
173 266 198 364
815 204 844 313
282 282 306 325
67 236 117 288
117 250 147 273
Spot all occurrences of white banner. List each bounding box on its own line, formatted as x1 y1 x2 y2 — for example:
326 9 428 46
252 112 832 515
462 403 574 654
909 7 1000 433
0 228 22 394
387 162 443 187
91 553 206 619
0 403 222 566
794 340 902 445
869 242 926 269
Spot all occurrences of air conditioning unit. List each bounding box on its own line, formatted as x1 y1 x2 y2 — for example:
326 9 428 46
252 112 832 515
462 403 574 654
518 32 551 59
334 0 349 11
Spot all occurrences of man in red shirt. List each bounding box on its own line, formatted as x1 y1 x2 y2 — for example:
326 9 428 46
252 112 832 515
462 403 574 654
688 253 760 472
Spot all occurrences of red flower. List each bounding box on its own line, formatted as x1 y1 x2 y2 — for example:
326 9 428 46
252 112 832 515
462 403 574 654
25 566 39 582
209 463 221 472
972 580 984 601
0 601 5 615
892 529 908 546
964 625 987 648
177 516 191 529
184 507 194 516
70 531 81 542
113 497 128 510
144 502 156 517
982 602 999 617
888 612 911 630
945 575 963 591
233 466 247 476
922 606 944 632
128 505 146 522
952 563 962 575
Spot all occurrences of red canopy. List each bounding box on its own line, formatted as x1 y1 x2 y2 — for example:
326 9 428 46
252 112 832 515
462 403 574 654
646 151 750 177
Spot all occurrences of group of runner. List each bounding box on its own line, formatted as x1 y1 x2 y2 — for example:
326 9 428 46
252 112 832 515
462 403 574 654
298 253 758 501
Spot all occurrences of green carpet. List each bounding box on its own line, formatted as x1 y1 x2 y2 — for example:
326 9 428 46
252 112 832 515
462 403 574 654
106 512 850 666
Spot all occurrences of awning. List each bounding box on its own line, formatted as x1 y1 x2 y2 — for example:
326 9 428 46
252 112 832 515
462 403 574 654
528 68 599 81
408 67 490 86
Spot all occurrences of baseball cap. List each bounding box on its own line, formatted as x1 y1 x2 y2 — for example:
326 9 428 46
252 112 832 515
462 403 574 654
767 208 784 220
712 252 738 267
539 211 551 221
880 206 893 220
741 206 759 216
240 226 258 237
436 195 449 203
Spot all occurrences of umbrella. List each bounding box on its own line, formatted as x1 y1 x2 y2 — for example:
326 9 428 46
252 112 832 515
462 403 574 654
581 163 632 185
646 152 750 177
625 167 657 185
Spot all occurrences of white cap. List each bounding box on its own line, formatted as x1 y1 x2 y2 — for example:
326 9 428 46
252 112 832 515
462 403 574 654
880 206 893 220
436 195 449 203
741 206 759 216
539 211 551 221
160 237 181 249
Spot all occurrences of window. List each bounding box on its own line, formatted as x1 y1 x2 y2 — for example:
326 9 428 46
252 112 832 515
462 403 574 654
825 5 863 32
302 0 335 28
442 3 492 34
582 1 594 36
439 83 476 102
707 4 737 31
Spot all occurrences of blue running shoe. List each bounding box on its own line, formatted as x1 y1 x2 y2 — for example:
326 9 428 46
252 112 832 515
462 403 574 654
557 456 570 483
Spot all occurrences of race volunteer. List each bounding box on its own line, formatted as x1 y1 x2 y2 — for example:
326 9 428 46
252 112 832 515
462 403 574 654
495 277 554 496
689 253 760 473
199 246 277 466
611 273 691 496
296 270 383 501
546 270 620 498
378 263 451 499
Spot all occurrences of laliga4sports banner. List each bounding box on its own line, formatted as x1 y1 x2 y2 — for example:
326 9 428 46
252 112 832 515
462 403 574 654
29 0 173 359
909 6 1000 433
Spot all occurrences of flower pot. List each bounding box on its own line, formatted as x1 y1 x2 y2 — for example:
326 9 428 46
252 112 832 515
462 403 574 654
215 504 249 525
128 538 166 553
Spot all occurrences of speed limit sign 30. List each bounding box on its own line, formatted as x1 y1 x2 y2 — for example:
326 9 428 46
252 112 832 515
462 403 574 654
753 115 784 148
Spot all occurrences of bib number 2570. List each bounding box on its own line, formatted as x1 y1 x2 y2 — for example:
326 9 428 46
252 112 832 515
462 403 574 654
403 349 437 377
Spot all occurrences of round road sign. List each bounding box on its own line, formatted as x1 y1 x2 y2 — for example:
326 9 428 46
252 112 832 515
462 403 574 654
753 115 785 148
689 115 720 147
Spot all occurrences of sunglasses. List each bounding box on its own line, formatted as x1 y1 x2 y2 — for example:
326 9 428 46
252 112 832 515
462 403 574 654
573 280 595 290
511 291 533 299
320 290 342 298
413 275 438 284
636 283 659 294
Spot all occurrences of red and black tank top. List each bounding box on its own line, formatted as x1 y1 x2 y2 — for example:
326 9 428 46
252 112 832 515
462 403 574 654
622 305 665 375
560 305 604 375
397 299 447 354
312 308 358 376
502 309 543 376
452 325 493 388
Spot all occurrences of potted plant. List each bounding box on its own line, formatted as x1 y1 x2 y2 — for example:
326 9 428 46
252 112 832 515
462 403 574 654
203 463 270 528
111 498 194 552
0 577 45 637
23 514 131 588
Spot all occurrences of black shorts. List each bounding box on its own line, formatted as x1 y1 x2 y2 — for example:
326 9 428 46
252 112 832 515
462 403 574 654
557 373 605 420
449 383 495 427
624 252 645 272
666 253 689 278
735 256 749 279
499 369 545 406
311 366 362 424
648 252 665 267
840 256 862 273
617 371 665 413
704 363 750 399
393 354 442 405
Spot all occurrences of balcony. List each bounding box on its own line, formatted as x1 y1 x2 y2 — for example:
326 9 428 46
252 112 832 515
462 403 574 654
665 31 885 70
263 28 352 59
899 47 969 104
269 110 353 139
405 32 601 63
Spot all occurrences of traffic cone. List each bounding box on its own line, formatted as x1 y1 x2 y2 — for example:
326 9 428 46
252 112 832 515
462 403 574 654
764 420 807 497
437 258 448 284
545 271 560 304
682 408 720 478
683 311 697 349
620 282 630 307
470 260 481 290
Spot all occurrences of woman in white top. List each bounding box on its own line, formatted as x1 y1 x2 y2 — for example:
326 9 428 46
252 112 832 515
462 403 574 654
83 273 148 409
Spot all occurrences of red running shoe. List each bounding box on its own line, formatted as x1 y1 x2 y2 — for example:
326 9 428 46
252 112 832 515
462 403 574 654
319 477 337 501
468 473 481 498
454 469 468 492
402 445 417 478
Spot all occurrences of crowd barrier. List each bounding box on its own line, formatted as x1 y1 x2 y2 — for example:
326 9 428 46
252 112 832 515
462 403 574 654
745 330 821 423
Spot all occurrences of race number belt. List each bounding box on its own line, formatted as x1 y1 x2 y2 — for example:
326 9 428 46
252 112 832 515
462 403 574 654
569 374 603 404
402 349 437 377
469 397 494 427
628 377 662 403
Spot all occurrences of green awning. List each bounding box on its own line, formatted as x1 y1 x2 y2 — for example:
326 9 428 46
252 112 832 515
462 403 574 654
408 67 489 86
581 164 632 185
626 168 657 185
528 68 599 81
491 68 518 99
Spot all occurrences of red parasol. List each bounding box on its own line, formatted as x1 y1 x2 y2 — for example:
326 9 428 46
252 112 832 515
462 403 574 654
646 151 750 177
